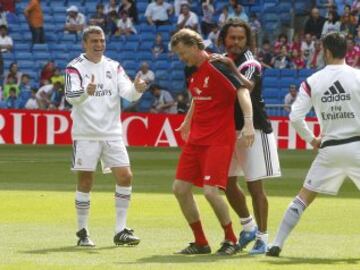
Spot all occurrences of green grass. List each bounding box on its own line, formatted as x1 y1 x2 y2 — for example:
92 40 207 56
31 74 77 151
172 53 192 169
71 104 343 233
0 145 359 270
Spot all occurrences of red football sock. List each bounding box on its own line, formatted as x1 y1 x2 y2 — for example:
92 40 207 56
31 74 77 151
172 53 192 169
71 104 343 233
190 221 208 246
223 222 237 244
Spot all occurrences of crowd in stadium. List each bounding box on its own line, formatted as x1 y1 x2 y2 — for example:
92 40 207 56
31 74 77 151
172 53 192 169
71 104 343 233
0 0 360 114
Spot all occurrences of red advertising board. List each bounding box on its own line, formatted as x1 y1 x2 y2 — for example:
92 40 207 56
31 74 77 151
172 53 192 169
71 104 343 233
0 109 320 149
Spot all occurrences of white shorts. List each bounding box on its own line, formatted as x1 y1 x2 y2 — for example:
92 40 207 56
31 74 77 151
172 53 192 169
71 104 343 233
304 141 360 195
71 139 130 173
228 130 281 181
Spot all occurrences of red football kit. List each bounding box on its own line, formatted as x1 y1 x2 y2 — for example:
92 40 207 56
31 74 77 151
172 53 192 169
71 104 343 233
176 60 243 190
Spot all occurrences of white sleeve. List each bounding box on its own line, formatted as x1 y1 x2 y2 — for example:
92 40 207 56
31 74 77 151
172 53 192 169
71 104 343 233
65 67 89 105
117 65 142 102
289 82 315 143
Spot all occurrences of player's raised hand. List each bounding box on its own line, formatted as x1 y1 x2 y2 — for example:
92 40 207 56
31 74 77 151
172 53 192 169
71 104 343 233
86 74 96 96
134 74 147 93
175 121 191 142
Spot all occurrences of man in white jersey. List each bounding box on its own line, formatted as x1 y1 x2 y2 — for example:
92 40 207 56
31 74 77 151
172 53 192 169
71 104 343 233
65 26 147 247
267 32 360 257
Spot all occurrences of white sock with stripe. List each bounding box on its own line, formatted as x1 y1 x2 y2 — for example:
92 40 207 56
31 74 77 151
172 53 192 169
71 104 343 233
240 216 257 232
75 191 90 232
115 185 132 234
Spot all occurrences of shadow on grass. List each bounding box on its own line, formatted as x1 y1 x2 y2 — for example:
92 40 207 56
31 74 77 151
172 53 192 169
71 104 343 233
21 245 121 255
263 256 360 265
117 253 253 264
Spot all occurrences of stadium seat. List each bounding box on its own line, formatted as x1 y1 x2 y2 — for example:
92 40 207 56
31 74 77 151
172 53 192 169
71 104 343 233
50 44 68 52
15 52 34 61
280 69 297 78
32 44 50 52
18 60 36 70
2 53 14 61
138 41 153 52
140 32 155 43
264 69 280 78
14 43 32 52
279 78 297 88
171 70 184 81
170 61 184 71
123 61 138 71
123 42 139 52
137 2 148 14
263 77 279 88
298 69 314 78
138 51 153 62
155 70 168 80
33 52 52 62
155 60 170 70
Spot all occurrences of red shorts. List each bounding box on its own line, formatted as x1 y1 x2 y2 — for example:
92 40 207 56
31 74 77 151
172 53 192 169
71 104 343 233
175 143 234 190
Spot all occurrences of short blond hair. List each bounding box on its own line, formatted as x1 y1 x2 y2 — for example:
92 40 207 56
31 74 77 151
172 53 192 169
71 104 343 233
170 29 205 50
82 26 104 41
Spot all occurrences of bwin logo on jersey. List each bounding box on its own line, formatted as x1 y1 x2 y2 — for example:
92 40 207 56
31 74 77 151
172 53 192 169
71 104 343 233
321 80 350 103
106 71 112 79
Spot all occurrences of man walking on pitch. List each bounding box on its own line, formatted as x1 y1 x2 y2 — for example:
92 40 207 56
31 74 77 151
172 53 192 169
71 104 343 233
267 32 360 257
171 28 255 255
215 19 281 255
65 26 147 247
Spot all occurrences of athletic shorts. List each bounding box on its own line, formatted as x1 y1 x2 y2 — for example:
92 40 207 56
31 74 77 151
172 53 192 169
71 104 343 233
228 130 281 181
304 141 360 195
71 139 130 173
175 143 234 190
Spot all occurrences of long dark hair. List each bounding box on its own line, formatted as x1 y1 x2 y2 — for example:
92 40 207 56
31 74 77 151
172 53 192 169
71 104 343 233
217 18 253 50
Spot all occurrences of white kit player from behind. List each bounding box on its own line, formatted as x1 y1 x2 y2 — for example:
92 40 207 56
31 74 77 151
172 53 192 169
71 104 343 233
65 26 147 247
267 32 360 257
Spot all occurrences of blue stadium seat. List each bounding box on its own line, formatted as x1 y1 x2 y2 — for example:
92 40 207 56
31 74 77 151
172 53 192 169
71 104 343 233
125 35 141 43
155 70 167 80
298 69 314 78
138 41 153 52
137 2 148 13
155 60 170 70
123 61 138 71
264 69 280 78
61 34 77 43
33 52 53 61
170 61 184 71
170 81 185 92
280 69 297 78
6 13 19 24
138 24 155 34
32 44 50 52
263 77 279 88
50 44 68 52
3 53 14 61
18 60 36 70
15 52 34 61
11 33 23 42
279 78 297 88
55 60 68 69
123 42 139 51
138 51 153 62
138 98 153 112
171 70 184 80
9 24 21 33
141 32 155 42
263 87 280 99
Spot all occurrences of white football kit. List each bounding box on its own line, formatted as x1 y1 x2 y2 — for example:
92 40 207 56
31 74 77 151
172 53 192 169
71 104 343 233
290 63 360 194
65 54 142 172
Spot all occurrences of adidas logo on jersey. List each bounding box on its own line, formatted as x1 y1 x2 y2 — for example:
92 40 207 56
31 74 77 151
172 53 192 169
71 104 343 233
321 80 350 103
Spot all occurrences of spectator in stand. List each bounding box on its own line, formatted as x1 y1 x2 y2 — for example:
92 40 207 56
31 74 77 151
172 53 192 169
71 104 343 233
205 24 219 51
105 10 119 36
89 3 107 31
345 37 360 67
17 74 32 108
119 0 138 24
145 0 173 26
36 82 60 109
201 0 215 37
228 4 248 22
4 63 22 86
24 0 44 44
49 82 65 110
0 25 13 53
273 33 289 55
177 3 199 32
291 49 305 69
116 10 137 36
249 12 261 47
308 39 325 69
284 84 297 113
135 62 155 88
3 74 19 99
174 0 189 16
149 84 177 114
152 33 166 58
176 92 189 114
301 33 315 66
321 10 341 37
340 4 357 35
24 88 39 109
289 34 301 54
304 7 326 39
355 26 360 46
40 61 55 86
6 87 17 108
272 45 291 69
0 0 17 13
104 0 119 15
65 5 86 36
0 4 7 27
227 0 238 14
257 40 273 68
51 67 65 85
218 6 229 27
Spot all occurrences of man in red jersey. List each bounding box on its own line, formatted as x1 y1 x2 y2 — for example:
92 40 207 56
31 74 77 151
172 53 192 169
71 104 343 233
171 28 255 255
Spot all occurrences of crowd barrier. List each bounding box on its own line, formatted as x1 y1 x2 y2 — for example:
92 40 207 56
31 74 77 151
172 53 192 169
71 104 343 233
0 109 320 149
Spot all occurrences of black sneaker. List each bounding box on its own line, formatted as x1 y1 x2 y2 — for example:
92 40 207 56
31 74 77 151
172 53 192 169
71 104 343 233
175 242 211 255
266 246 281 257
113 228 140 246
76 228 95 247
215 240 238 255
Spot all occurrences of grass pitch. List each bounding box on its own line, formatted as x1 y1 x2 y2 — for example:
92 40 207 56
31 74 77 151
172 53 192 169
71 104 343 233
0 145 359 270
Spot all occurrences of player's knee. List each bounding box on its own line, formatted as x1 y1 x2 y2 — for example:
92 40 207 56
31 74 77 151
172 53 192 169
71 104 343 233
203 186 217 201
118 171 133 185
172 180 190 197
